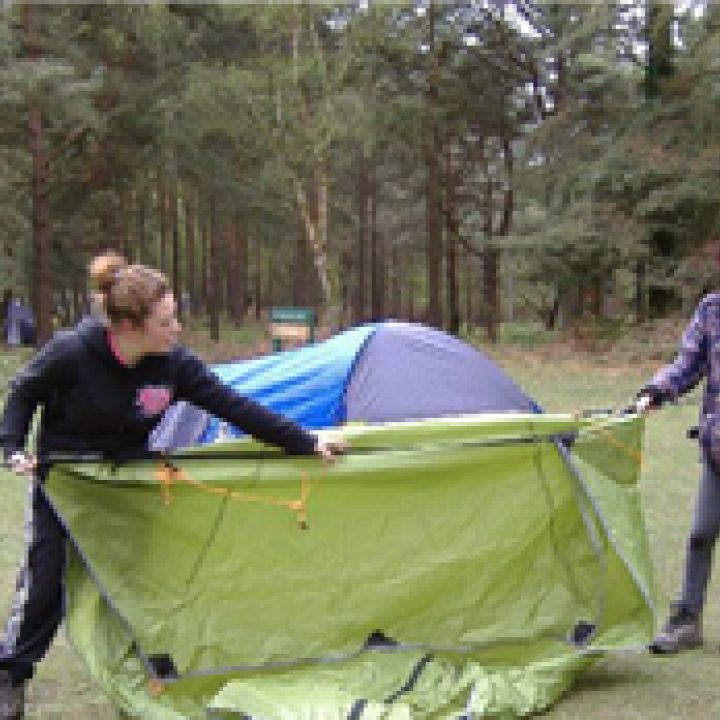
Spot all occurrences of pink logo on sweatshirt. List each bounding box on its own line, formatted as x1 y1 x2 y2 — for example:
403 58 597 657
136 386 172 417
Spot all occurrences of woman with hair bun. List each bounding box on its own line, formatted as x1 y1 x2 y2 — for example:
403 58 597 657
0 252 342 719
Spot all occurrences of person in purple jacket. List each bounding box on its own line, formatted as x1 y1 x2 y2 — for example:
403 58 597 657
0 251 343 719
637 292 720 654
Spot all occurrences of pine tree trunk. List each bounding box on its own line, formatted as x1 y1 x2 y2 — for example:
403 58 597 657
119 187 129 260
498 138 514 238
253 232 262 321
481 139 497 343
645 1 674 99
200 205 209 314
237 217 248 322
225 219 238 322
185 186 196 314
424 1 442 329
208 197 220 341
292 168 336 324
464 249 473 329
408 274 415 322
340 248 351 325
370 171 384 321
293 227 307 306
266 244 275 314
137 178 148 265
354 149 368 323
391 246 401 319
317 166 330 316
590 277 602 319
157 168 167 273
72 267 84 324
24 4 52 345
169 178 181 316
482 248 499 343
444 143 459 335
635 260 646 324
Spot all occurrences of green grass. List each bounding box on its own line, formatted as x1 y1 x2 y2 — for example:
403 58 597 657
0 334 716 718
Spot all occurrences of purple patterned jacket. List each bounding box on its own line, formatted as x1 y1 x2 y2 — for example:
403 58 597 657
645 293 720 463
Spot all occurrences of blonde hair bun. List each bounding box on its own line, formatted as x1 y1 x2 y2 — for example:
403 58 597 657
89 251 128 296
88 251 170 326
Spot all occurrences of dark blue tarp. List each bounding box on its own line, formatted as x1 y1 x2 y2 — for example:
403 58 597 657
3 299 35 346
151 322 539 451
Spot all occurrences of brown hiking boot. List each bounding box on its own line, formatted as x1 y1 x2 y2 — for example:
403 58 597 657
649 608 702 654
0 671 24 720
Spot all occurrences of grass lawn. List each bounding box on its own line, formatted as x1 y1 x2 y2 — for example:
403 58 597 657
1 331 718 719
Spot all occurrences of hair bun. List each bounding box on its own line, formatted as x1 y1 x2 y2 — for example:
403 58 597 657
89 251 127 294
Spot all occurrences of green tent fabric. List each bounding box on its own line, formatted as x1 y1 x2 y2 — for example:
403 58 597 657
44 413 655 719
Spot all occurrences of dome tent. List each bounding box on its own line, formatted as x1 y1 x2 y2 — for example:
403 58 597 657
151 321 541 450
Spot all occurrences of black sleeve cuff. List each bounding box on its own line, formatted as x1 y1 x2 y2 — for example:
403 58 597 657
3 447 23 467
637 387 666 408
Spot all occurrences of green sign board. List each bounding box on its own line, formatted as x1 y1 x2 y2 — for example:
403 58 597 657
270 307 316 325
269 307 316 351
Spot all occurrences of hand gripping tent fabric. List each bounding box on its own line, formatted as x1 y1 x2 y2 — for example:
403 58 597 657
43 324 656 719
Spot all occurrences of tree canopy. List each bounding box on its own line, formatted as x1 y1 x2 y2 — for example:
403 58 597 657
0 1 716 344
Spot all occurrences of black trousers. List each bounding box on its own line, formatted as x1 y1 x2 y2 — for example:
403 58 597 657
0 481 65 683
678 457 720 615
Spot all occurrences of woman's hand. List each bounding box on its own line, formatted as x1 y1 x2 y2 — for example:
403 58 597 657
635 394 654 415
634 387 664 415
314 436 348 464
6 451 37 476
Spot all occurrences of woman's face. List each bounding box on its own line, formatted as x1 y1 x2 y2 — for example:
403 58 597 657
141 292 182 354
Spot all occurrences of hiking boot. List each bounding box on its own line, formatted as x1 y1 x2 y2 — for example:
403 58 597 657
0 671 24 720
649 608 702 654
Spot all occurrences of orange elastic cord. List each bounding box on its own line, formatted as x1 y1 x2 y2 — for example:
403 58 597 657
291 473 311 529
154 464 321 529
588 423 644 470
148 678 165 696
155 465 176 506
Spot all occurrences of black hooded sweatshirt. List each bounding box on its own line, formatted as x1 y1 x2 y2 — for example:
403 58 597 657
1 317 317 460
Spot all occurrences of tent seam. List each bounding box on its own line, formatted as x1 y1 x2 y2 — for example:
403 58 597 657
554 439 657 623
552 437 608 639
338 323 380 425
41 481 159 682
530 426 598 624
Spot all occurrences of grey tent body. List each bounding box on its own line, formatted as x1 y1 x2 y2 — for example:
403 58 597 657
151 321 539 451
344 321 535 422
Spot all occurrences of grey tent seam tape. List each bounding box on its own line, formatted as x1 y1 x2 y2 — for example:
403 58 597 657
554 440 657 619
529 420 601 634
347 654 434 719
347 699 368 720
338 325 380 422
160 633 654 687
385 653 434 703
180 496 230 592
553 438 608 641
531 433 594 621
40 485 160 682
577 642 652 655
148 636 543 685
552 440 606 559
462 680 480 717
